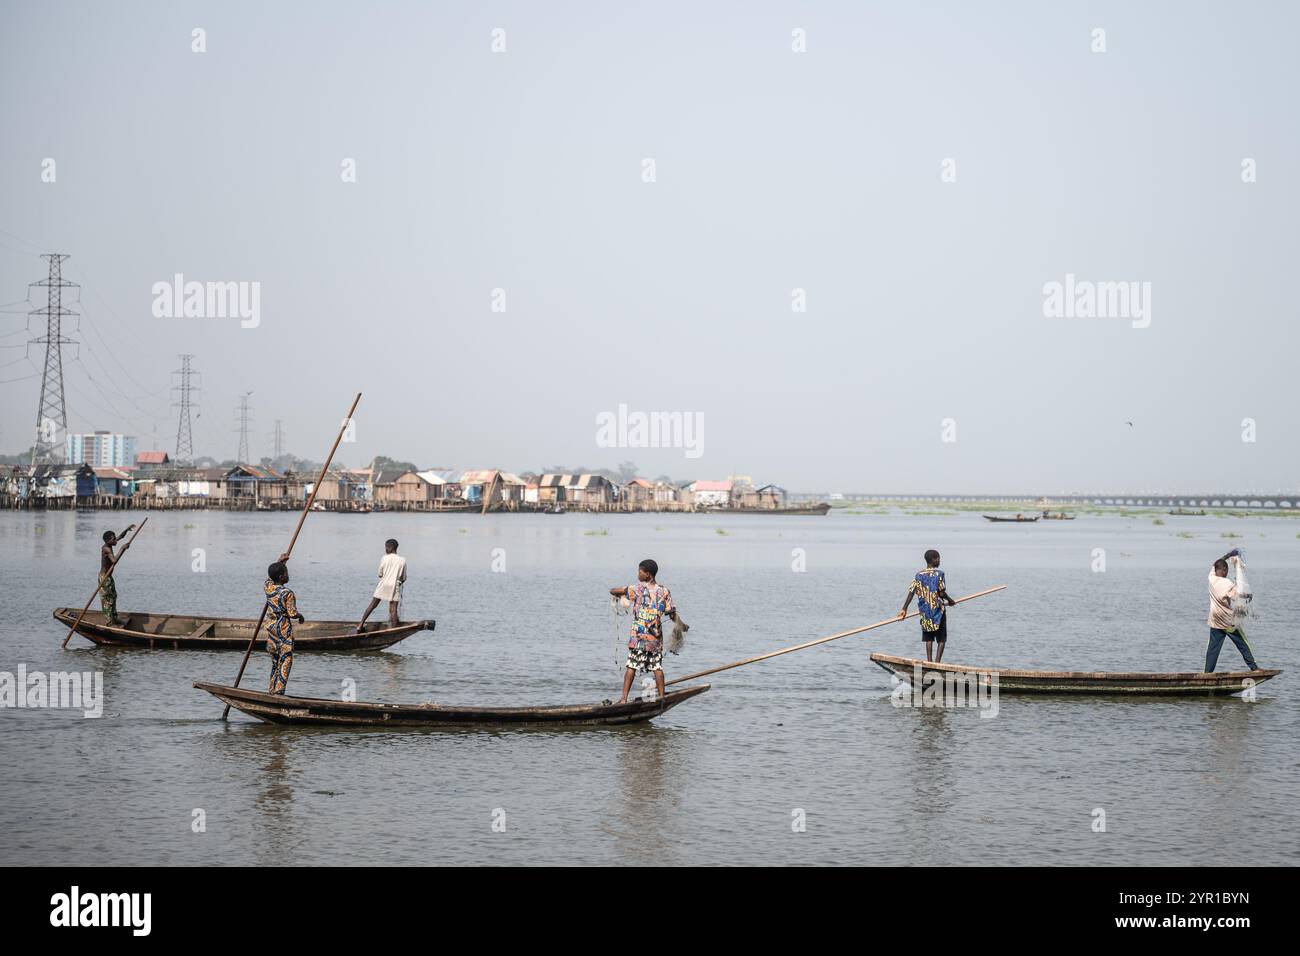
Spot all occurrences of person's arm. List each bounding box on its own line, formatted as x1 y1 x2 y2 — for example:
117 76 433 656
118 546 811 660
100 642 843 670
939 576 956 606
665 590 678 622
118 523 135 540
1218 548 1240 565
899 589 914 618
286 589 304 623
609 586 628 597
398 561 406 585
278 552 290 564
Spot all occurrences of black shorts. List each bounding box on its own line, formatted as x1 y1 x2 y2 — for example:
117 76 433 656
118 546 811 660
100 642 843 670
922 613 947 642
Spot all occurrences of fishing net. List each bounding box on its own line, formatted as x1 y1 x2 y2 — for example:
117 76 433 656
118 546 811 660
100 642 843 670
1231 554 1254 619
610 594 631 669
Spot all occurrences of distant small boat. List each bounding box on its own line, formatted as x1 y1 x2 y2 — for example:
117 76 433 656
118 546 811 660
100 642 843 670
983 514 1039 523
870 653 1280 696
544 505 567 514
194 681 711 728
54 608 433 651
1168 508 1208 516
717 503 831 516
1039 511 1075 520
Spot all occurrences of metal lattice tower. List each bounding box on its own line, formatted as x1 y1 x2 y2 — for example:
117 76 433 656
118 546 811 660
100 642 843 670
272 419 284 459
30 254 79 465
171 354 200 464
235 391 253 463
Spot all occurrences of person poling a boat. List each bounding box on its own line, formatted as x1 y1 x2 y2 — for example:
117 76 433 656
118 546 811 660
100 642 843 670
898 549 956 663
98 523 136 626
610 558 679 704
357 538 406 631
1205 549 1260 673
264 552 305 695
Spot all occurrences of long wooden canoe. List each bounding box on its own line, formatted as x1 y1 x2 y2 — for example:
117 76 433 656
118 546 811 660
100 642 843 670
54 608 433 651
983 514 1040 522
870 652 1280 696
194 680 711 728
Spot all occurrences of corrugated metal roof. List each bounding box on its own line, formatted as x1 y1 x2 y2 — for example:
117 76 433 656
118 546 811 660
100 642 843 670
691 480 733 492
136 451 169 464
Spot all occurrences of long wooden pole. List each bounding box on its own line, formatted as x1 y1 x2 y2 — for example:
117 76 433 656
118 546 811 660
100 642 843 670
222 393 362 719
62 517 150 648
665 585 1006 687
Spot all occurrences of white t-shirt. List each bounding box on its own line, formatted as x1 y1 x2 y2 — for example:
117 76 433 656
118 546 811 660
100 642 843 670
1207 571 1236 629
374 553 407 601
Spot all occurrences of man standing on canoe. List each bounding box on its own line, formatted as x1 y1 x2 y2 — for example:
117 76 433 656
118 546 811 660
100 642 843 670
1206 549 1260 673
610 559 678 703
265 552 305 695
898 549 956 662
357 538 406 632
98 524 136 626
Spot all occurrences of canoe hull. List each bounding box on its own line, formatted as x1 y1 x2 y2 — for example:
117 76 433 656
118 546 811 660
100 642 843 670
194 681 710 728
54 608 433 651
870 653 1280 696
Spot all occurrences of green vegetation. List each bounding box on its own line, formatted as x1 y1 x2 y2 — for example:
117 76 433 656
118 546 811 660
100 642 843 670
715 528 729 536
1153 518 1165 526
584 528 610 537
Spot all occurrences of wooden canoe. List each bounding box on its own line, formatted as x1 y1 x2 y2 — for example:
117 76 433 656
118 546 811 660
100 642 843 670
194 680 711 728
870 652 1280 696
54 608 433 651
983 514 1040 522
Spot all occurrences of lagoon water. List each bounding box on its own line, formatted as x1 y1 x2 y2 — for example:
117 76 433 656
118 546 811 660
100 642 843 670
1 509 1297 866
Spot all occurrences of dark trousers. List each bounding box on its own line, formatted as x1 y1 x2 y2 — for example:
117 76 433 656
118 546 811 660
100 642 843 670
1205 627 1258 673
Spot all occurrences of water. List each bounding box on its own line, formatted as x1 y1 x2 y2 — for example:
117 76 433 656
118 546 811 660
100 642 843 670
1 510 1297 865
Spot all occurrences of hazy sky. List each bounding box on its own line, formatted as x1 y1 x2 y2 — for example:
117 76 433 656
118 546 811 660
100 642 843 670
2 1 1296 493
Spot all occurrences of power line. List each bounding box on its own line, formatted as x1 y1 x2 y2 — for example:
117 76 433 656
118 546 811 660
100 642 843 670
30 253 78 465
172 354 199 463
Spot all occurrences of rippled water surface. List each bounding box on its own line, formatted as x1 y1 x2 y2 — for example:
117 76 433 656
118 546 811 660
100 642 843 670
1 510 1297 865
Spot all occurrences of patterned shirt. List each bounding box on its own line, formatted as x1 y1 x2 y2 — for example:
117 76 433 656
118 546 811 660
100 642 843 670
626 582 675 651
264 580 299 643
910 568 947 633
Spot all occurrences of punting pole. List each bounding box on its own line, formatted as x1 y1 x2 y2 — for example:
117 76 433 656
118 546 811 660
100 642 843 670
61 517 150 648
222 392 362 720
664 585 1007 687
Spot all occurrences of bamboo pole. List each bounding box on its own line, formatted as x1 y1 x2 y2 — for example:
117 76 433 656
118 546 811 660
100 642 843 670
62 518 150 648
222 393 362 719
665 585 1007 686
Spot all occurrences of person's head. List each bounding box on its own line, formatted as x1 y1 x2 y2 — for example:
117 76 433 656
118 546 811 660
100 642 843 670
924 549 941 568
1213 558 1229 577
385 538 398 554
268 561 289 584
637 558 659 582
102 530 116 545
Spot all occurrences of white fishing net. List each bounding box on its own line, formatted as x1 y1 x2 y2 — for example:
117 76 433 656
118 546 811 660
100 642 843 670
1231 554 1254 619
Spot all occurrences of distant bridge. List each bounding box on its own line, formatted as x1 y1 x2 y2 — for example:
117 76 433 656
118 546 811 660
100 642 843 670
791 493 1300 510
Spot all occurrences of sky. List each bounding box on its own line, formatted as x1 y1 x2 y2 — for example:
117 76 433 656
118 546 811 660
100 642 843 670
1 0 1297 494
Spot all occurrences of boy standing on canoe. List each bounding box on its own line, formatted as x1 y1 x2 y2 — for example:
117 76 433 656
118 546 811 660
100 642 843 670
898 549 956 663
99 524 136 626
265 553 305 695
1206 549 1260 672
610 559 678 703
357 538 406 631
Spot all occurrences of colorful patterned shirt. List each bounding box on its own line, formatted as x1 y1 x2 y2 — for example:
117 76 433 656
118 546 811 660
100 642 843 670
264 579 299 643
626 582 675 651
910 568 947 633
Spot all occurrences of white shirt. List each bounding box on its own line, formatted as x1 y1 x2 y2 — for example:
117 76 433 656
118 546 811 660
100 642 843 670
374 553 407 601
1207 571 1236 630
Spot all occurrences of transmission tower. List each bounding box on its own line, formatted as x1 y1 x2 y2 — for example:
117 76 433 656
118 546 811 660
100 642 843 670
272 419 285 459
29 254 79 465
235 391 253 463
171 354 200 464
